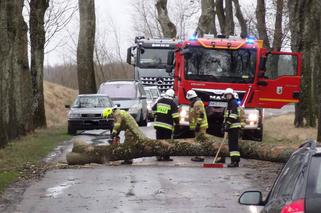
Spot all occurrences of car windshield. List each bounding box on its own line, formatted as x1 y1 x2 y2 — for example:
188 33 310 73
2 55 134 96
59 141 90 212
144 89 153 99
185 47 256 83
99 83 137 100
139 48 170 68
73 96 112 108
148 88 160 98
307 156 321 196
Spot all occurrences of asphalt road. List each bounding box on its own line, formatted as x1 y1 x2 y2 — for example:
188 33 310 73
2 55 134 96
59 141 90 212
3 106 294 213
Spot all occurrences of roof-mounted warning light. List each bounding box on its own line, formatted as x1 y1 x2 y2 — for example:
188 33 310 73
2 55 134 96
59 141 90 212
246 36 256 44
189 33 198 41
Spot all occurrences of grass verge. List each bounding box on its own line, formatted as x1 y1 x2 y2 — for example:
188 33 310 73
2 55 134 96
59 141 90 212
0 127 71 193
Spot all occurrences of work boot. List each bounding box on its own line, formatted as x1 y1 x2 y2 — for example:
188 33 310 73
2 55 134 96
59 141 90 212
215 157 226 163
162 156 173 161
121 159 133 165
227 162 239 168
191 156 204 162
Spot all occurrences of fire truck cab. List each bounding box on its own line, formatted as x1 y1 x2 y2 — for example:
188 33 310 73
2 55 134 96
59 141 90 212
166 35 301 141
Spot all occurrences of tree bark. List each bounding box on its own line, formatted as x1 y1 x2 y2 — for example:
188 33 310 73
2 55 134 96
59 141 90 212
29 0 49 128
77 0 96 94
216 0 226 35
232 0 247 38
67 132 297 165
289 0 320 128
318 98 321 142
256 0 271 49
225 0 235 36
0 0 34 146
272 0 283 51
196 0 217 37
155 0 177 38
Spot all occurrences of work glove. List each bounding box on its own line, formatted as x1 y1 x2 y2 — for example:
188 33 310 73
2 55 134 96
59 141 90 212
195 123 201 132
112 135 120 145
222 123 230 133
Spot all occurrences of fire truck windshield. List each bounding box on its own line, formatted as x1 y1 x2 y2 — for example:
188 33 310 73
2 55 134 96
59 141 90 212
185 47 256 83
139 48 170 68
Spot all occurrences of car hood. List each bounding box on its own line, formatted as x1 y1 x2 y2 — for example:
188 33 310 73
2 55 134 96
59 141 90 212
112 100 139 109
70 107 106 114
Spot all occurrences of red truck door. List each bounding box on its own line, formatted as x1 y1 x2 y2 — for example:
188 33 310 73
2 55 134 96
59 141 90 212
255 51 301 109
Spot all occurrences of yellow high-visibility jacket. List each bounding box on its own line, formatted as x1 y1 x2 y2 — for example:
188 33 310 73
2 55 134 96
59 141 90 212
189 99 208 131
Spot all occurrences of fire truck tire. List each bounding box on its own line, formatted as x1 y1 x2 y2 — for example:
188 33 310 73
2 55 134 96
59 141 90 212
138 111 148 127
242 128 263 142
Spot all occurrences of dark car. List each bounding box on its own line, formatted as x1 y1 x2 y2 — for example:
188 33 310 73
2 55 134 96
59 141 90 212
239 140 321 213
66 94 114 135
97 80 148 126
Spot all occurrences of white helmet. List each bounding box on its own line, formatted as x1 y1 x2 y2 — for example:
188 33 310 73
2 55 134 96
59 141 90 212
186 90 197 100
165 89 175 99
223 88 234 98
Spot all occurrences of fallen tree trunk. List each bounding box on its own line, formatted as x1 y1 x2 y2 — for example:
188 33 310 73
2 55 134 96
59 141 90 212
66 129 298 165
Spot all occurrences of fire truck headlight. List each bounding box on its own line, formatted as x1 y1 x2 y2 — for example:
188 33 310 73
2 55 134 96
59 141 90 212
180 109 187 117
248 113 259 122
179 105 189 125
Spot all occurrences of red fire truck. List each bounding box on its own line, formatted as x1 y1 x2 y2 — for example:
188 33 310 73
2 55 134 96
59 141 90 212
166 35 301 141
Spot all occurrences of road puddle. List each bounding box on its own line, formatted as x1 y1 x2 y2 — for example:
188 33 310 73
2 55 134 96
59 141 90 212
45 180 75 198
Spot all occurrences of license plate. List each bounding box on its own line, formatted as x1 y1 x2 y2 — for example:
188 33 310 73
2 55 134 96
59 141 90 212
208 101 227 107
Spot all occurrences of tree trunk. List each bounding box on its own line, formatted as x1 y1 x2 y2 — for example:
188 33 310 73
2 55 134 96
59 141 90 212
256 0 271 49
67 132 297 165
77 0 96 94
196 0 217 37
155 0 177 38
232 0 247 38
66 119 297 165
318 99 321 142
272 0 283 51
225 0 235 36
0 0 34 146
29 0 49 128
289 0 320 128
216 0 226 35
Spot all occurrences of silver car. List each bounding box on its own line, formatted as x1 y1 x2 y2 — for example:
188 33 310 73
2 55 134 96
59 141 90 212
65 94 114 135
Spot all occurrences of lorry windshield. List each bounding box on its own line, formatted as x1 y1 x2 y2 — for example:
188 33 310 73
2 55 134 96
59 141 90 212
185 47 256 83
139 48 170 68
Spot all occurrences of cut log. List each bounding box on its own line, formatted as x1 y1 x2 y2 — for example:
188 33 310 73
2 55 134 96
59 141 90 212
66 130 298 165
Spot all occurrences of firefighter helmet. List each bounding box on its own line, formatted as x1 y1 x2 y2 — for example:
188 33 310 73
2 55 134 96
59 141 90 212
102 107 113 118
223 88 235 98
165 89 175 99
186 90 197 100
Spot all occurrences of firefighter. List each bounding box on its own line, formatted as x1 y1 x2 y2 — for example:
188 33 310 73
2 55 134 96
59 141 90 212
152 89 179 161
186 90 208 162
102 106 140 164
222 88 242 167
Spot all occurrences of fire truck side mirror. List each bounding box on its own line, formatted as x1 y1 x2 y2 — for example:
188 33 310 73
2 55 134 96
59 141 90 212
127 47 132 65
167 51 174 66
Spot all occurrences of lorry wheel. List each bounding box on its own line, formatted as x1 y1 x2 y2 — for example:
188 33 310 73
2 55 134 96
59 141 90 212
68 125 77 135
138 111 148 127
242 128 263 142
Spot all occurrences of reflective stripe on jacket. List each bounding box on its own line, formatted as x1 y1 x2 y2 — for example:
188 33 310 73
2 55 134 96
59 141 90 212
224 99 241 129
189 99 208 130
152 97 179 131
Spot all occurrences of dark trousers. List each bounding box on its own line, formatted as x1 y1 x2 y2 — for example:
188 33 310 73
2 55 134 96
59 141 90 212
155 127 172 159
228 128 240 163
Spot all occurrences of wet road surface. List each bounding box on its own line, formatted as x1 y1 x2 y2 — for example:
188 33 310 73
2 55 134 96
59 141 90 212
2 105 294 213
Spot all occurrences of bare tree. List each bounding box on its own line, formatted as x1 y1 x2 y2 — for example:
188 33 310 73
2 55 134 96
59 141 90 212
29 0 49 128
0 0 34 146
155 0 177 38
233 0 248 38
256 0 271 49
77 0 96 93
225 0 235 35
196 0 217 37
216 0 226 34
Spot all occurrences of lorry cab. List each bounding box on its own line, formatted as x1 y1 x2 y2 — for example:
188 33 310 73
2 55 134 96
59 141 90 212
127 36 178 93
167 35 301 141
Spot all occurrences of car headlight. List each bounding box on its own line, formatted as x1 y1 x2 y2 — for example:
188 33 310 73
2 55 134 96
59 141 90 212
128 103 141 114
147 103 152 111
68 113 81 119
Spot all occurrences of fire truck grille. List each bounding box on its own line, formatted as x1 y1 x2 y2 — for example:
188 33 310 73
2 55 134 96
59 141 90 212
141 77 174 93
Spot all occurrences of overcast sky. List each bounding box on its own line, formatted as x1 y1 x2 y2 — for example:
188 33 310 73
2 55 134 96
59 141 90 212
44 0 256 66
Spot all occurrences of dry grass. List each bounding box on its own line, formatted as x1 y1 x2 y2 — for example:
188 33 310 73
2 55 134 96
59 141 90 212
44 81 78 127
264 113 317 144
